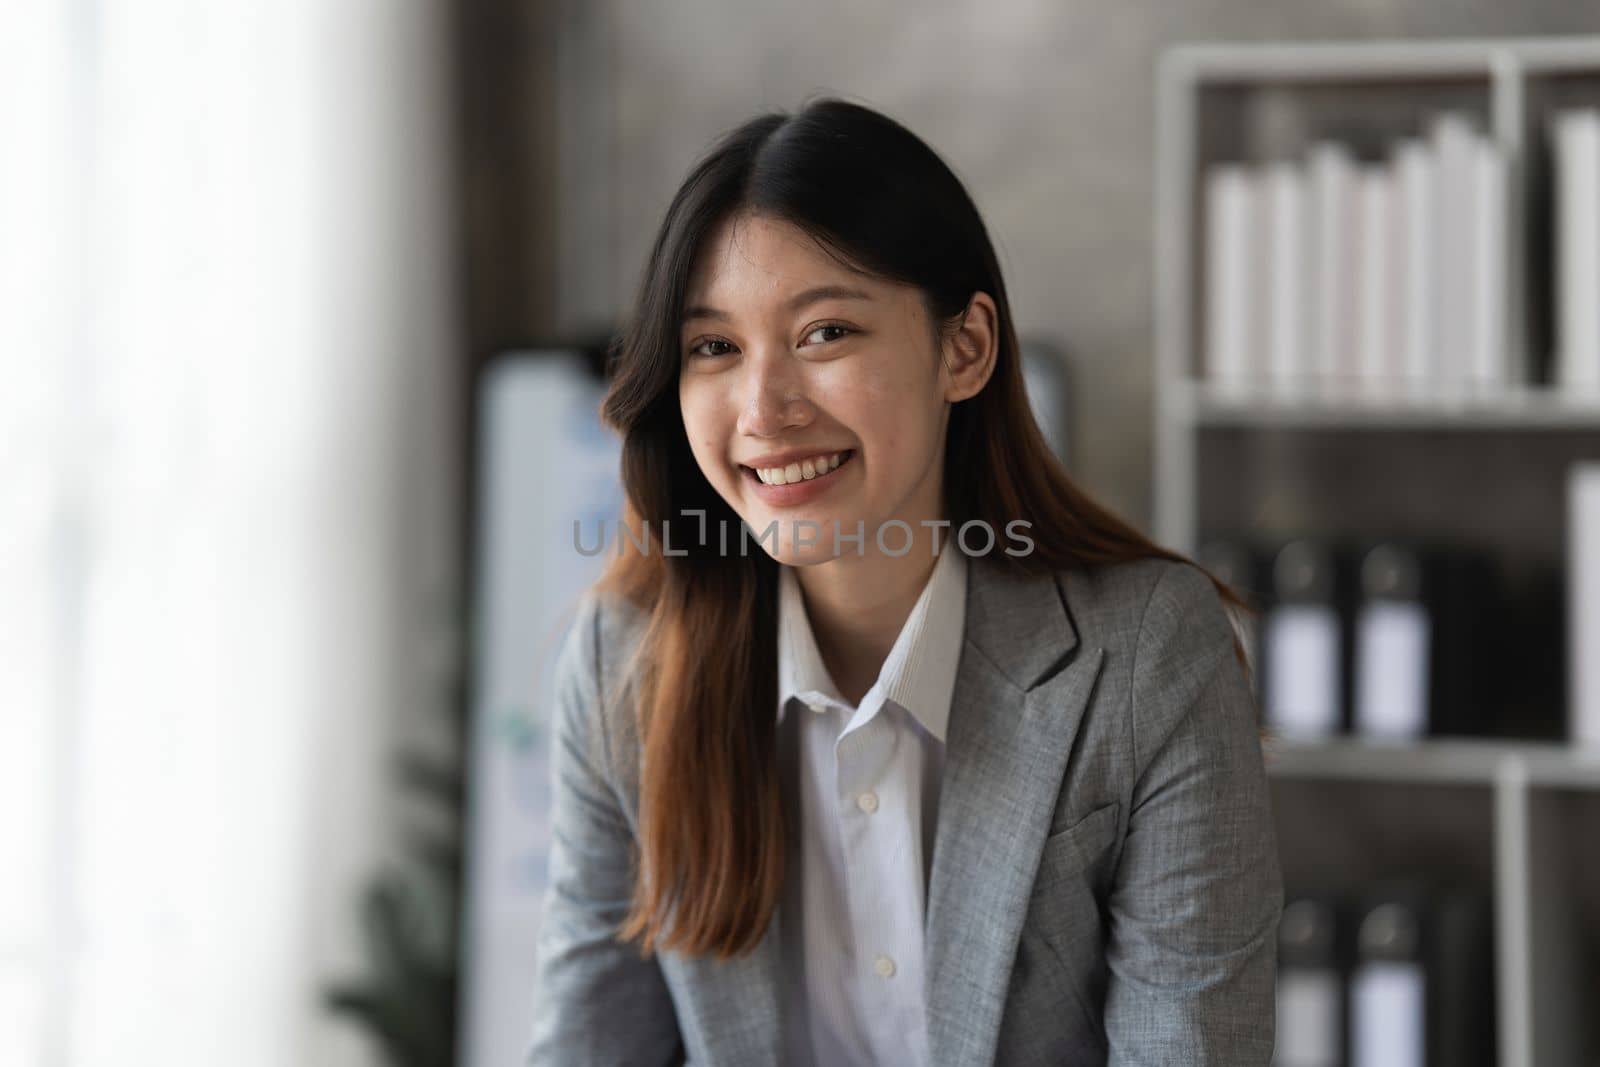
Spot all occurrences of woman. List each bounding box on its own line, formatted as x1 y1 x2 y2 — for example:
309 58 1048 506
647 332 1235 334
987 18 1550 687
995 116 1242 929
527 98 1282 1066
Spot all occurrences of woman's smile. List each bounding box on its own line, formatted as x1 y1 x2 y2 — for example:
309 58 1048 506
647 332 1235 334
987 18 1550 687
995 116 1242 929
739 448 857 507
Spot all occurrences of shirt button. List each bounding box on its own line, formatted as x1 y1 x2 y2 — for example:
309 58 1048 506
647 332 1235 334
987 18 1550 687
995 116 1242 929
856 791 879 813
874 954 896 978
806 697 828 714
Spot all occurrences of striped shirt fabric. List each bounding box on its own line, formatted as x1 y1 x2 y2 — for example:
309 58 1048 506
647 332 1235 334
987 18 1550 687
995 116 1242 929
775 544 969 1067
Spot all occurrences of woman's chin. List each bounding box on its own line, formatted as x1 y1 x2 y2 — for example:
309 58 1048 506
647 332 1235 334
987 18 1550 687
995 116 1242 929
772 542 845 568
740 511 858 558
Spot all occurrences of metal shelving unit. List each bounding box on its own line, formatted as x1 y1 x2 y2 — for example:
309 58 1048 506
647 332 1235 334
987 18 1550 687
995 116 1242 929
1155 37 1600 1067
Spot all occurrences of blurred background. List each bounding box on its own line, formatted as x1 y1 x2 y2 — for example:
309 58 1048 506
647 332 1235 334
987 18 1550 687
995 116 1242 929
9 2 1600 1066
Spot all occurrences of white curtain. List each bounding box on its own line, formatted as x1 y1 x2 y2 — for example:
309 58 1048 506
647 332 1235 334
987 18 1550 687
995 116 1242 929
0 2 460 1065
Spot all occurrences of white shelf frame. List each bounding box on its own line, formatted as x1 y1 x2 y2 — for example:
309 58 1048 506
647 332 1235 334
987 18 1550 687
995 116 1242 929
1154 35 1600 552
1171 378 1600 430
1154 38 1600 1067
1265 737 1600 1067
1264 737 1600 787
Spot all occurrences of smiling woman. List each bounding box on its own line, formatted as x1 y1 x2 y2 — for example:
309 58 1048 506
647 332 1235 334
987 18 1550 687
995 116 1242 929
526 98 1283 1067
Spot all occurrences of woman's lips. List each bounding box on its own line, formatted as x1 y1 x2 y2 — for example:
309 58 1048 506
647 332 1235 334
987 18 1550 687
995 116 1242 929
741 449 855 508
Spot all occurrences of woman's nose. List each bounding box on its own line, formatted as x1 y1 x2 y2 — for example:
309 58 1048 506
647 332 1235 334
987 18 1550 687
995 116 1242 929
735 352 811 437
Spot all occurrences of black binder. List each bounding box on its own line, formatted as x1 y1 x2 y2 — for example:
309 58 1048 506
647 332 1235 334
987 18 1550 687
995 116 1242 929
1350 540 1504 740
1348 883 1494 1067
1275 892 1347 1067
1260 538 1356 739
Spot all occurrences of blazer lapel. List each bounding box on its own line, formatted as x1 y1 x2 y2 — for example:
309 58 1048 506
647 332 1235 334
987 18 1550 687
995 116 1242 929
924 557 1106 1067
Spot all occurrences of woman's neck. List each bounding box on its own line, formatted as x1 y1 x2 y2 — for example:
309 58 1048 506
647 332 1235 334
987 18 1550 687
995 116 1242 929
792 534 944 707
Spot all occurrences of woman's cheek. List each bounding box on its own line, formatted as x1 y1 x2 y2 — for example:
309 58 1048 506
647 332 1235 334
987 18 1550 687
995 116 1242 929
679 405 729 497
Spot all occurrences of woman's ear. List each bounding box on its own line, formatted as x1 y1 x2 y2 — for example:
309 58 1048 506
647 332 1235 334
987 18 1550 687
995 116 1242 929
941 291 1000 403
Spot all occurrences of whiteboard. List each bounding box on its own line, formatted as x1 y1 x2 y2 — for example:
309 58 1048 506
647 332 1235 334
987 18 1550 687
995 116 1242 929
457 350 623 1067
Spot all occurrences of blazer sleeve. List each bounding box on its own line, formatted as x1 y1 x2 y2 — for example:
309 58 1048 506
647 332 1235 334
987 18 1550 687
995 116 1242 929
524 593 685 1066
1102 562 1284 1066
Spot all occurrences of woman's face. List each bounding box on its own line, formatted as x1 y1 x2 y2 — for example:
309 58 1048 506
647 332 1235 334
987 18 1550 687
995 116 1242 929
678 212 968 566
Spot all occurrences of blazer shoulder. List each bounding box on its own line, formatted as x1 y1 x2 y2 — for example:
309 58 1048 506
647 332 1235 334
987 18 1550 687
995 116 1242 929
550 585 652 780
1067 556 1244 764
1064 556 1229 650
1066 556 1237 698
561 585 651 689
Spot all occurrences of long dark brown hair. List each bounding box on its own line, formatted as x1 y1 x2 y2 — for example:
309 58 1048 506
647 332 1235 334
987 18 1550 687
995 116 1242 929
591 97 1253 962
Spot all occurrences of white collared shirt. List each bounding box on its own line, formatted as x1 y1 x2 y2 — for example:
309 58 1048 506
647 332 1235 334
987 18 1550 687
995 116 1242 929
776 544 969 1067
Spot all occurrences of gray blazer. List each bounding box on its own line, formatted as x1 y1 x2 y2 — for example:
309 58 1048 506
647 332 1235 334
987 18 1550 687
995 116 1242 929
526 554 1284 1066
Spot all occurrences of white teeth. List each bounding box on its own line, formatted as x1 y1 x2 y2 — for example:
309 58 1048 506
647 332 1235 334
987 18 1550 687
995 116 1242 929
754 451 847 486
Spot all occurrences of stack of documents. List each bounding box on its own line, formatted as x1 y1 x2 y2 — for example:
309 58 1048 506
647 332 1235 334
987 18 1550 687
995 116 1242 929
1203 113 1510 399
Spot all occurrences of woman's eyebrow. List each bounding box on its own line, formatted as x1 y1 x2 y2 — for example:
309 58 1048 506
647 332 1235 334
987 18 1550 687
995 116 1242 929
682 284 874 324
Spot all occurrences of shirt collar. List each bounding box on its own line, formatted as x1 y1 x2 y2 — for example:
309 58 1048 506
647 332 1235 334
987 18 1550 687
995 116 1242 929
776 545 969 743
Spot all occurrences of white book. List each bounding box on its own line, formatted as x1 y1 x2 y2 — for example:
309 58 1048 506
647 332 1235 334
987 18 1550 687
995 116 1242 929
1204 165 1258 390
1430 113 1479 396
1554 109 1600 393
1308 142 1357 393
1262 161 1309 395
1469 137 1508 390
1392 139 1435 395
1355 165 1393 397
1572 462 1600 747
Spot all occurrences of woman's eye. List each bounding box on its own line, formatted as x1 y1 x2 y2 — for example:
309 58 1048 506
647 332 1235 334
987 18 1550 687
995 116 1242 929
688 338 735 358
802 323 853 345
